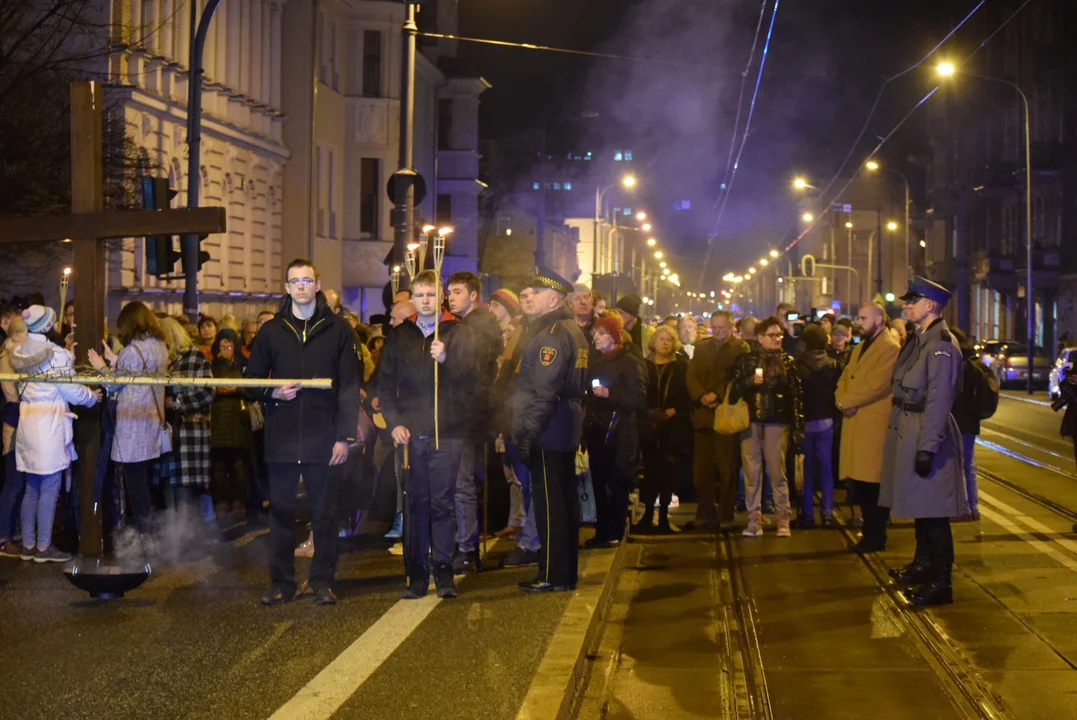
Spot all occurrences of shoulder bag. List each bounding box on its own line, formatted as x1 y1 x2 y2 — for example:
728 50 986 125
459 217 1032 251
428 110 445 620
714 384 750 435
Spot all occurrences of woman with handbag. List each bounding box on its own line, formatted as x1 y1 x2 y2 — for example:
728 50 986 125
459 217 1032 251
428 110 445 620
584 313 647 548
635 325 693 534
157 318 215 516
209 329 254 516
730 316 804 538
89 302 169 547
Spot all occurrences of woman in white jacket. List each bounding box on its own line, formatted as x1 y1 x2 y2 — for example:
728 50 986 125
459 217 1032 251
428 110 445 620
12 306 101 563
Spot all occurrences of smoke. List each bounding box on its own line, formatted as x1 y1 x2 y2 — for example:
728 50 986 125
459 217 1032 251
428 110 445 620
111 504 226 571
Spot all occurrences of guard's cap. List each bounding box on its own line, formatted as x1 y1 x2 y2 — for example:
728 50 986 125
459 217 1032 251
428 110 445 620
899 275 952 305
529 267 574 296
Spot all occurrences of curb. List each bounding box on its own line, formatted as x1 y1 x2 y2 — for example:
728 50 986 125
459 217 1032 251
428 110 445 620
514 537 628 720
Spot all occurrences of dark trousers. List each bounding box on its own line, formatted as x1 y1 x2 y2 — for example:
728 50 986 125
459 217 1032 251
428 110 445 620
123 461 154 534
641 446 677 511
589 441 630 542
405 437 464 582
212 447 251 509
914 517 954 572
267 463 337 593
693 430 740 525
529 449 579 587
852 480 889 546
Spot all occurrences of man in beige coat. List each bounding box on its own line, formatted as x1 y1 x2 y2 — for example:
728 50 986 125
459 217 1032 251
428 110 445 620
835 303 900 553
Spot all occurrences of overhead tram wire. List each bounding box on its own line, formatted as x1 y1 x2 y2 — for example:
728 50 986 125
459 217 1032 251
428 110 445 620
416 32 726 72
699 0 781 288
780 0 1033 254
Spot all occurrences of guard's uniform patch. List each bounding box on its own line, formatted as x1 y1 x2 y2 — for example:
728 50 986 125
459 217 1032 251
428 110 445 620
540 346 557 366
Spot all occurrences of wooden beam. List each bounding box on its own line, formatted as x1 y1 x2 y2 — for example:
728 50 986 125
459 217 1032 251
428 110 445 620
0 207 228 245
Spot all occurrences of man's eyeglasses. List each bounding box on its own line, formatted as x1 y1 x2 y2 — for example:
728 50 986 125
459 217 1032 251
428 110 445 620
287 278 316 287
763 332 784 339
902 294 925 304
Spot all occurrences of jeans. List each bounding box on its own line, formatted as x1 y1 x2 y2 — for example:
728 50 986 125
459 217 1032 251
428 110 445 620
801 428 834 516
0 451 25 541
21 472 62 550
407 437 464 580
454 441 484 553
506 443 539 553
267 463 338 593
741 423 791 518
962 434 978 513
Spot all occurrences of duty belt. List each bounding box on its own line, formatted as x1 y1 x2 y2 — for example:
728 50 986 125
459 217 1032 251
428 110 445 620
892 398 925 414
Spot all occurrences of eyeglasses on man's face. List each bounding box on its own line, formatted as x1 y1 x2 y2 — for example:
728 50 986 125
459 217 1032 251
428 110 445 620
763 331 783 339
287 277 316 287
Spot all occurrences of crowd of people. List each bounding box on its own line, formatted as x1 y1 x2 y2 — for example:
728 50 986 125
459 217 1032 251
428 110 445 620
0 262 1006 608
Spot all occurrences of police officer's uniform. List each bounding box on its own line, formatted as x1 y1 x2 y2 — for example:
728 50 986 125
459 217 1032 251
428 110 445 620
512 268 589 592
879 276 966 606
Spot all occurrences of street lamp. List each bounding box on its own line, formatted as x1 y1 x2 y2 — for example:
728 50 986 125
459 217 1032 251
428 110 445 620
594 175 637 280
887 221 899 232
642 223 652 232
659 261 667 268
769 250 779 258
647 237 656 247
920 239 927 248
793 177 808 190
937 61 1033 394
636 211 646 221
654 251 663 259
802 212 814 223
865 160 912 288
845 222 853 229
759 258 768 266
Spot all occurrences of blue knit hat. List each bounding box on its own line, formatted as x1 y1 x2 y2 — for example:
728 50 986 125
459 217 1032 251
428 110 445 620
23 305 57 335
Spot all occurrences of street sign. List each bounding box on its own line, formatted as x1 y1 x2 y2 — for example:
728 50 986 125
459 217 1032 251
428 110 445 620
386 169 427 207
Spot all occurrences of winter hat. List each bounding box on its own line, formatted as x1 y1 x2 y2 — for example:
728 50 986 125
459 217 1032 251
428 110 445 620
803 324 829 352
22 305 56 335
614 294 643 319
490 289 520 315
830 323 849 339
593 313 624 346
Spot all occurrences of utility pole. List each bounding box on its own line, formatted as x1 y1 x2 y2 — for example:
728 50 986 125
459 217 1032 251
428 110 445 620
393 4 418 270
183 0 222 322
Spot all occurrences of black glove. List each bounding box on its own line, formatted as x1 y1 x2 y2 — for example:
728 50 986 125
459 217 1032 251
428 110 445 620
915 451 934 478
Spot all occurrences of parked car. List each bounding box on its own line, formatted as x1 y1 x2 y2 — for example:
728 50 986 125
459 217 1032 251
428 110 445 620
992 344 1051 388
1048 347 1077 400
976 339 1017 374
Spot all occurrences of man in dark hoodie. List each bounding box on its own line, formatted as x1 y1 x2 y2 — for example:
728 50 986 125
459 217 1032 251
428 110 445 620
446 271 504 573
379 270 479 599
795 324 842 528
246 259 361 607
614 294 654 355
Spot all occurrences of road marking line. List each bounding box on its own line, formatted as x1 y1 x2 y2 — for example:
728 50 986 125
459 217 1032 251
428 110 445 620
268 596 439 720
1000 393 1052 408
977 503 1077 574
979 490 1077 557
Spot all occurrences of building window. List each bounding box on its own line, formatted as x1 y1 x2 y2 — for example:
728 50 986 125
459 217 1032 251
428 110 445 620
614 151 623 161
438 98 454 149
624 150 633 161
623 207 631 216
436 193 452 224
553 182 561 191
564 182 572 190
362 31 382 97
532 181 540 190
360 158 379 235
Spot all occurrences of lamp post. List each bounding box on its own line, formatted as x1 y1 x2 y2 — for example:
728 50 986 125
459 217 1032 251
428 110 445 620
593 175 635 284
865 160 912 289
938 62 1033 394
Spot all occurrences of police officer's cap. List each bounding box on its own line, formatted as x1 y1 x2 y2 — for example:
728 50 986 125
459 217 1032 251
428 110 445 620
899 275 952 306
529 267 574 296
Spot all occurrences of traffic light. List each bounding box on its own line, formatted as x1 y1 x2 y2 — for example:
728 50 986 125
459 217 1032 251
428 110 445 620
142 177 179 277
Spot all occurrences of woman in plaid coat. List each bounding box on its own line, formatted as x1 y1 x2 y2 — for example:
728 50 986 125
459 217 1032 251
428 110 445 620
159 318 214 504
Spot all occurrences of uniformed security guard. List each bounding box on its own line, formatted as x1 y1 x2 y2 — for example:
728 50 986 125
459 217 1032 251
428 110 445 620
512 267 589 593
879 276 966 606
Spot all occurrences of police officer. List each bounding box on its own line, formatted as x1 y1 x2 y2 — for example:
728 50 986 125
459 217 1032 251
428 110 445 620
880 276 966 606
513 268 589 593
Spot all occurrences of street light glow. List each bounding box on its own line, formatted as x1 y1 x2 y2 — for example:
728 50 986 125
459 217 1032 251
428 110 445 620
937 61 956 77
642 223 652 232
845 222 853 228
865 160 879 171
759 258 768 266
748 267 756 275
662 268 670 275
647 237 657 246
887 221 899 231
659 261 667 268
636 211 646 221
654 251 663 259
793 177 808 190
802 212 814 223
920 239 927 248
885 292 896 303
769 250 779 258
622 175 637 188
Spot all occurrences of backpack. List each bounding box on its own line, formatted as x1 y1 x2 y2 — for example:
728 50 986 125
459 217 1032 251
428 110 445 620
966 358 999 420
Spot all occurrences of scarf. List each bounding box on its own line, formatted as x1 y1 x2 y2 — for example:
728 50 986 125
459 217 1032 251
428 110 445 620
760 347 786 384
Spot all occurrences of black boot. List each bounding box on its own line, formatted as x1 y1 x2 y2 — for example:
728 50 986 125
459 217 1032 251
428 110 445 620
630 507 655 536
401 565 429 599
434 563 457 599
655 506 679 534
904 567 953 606
889 560 934 585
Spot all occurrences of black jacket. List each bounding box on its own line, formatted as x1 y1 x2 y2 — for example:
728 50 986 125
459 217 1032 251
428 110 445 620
953 349 994 436
210 358 253 450
461 306 504 440
245 293 361 464
377 311 478 440
731 349 804 437
647 358 693 453
512 306 589 454
796 350 840 424
585 347 647 477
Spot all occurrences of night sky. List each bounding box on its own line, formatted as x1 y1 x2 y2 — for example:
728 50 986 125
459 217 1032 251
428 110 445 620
458 0 1008 280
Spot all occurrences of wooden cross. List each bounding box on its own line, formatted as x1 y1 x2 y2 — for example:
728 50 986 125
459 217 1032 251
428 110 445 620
0 82 227 557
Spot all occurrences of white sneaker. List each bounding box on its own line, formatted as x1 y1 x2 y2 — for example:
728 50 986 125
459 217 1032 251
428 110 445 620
742 524 763 537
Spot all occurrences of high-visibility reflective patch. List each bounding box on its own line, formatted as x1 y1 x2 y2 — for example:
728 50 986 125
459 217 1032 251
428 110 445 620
540 346 557 366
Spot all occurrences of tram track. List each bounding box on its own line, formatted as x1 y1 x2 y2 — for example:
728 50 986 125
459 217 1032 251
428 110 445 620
718 532 773 720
